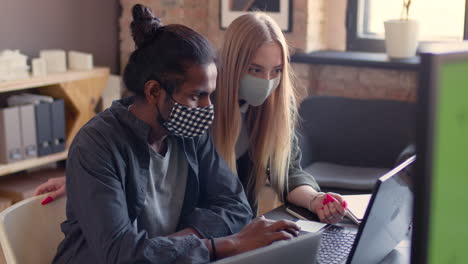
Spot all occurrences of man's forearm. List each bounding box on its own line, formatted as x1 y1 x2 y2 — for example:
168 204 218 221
202 236 237 260
169 228 238 260
168 228 202 238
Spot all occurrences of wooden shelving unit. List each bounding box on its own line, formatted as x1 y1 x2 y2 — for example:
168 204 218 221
0 151 68 177
0 65 110 264
0 67 109 176
0 67 109 93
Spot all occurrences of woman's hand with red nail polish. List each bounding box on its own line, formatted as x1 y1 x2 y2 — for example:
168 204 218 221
41 196 54 205
311 192 347 224
34 176 66 205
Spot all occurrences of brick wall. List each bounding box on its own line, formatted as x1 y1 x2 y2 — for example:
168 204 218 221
119 0 418 102
206 0 327 52
120 0 211 70
120 0 324 66
292 63 418 102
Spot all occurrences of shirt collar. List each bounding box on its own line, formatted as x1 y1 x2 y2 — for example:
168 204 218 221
110 96 153 144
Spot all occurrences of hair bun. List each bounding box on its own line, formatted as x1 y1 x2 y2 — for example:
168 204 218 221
131 4 163 48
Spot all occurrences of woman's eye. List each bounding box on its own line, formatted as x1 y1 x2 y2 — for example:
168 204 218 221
275 69 283 73
248 68 261 73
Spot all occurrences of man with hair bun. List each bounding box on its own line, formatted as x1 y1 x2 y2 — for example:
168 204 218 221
52 4 300 264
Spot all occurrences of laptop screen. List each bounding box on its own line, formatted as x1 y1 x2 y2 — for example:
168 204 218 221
347 156 415 264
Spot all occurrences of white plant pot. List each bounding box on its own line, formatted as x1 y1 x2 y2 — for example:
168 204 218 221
384 19 419 59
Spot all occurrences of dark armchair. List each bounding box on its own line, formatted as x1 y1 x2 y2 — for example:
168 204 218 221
297 96 416 193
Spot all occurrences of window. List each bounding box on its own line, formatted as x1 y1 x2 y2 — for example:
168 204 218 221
347 0 468 52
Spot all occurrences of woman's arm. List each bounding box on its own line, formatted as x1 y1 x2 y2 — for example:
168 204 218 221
286 134 346 224
288 185 346 224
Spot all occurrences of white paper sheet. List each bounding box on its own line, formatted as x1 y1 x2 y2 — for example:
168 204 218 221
342 194 372 220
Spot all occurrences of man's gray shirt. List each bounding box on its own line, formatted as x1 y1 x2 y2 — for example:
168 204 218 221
52 97 252 264
135 139 188 237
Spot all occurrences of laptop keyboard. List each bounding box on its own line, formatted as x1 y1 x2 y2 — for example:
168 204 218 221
317 226 356 264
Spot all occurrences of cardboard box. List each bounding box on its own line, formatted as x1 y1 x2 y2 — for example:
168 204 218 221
32 58 47 77
39 50 66 74
68 51 93 71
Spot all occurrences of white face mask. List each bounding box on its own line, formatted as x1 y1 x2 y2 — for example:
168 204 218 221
238 74 281 106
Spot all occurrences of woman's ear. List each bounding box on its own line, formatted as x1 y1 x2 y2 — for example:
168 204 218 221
144 80 161 104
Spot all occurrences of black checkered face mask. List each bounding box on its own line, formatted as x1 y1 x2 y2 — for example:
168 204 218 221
162 100 214 138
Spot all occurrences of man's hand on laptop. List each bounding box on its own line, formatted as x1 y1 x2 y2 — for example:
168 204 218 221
215 216 300 258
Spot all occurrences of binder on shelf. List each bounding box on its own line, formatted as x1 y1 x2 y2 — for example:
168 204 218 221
50 99 66 153
19 104 38 159
8 95 43 160
0 107 23 164
7 93 54 105
35 102 53 156
7 93 66 156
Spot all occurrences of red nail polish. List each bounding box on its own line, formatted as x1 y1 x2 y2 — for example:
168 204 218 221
343 201 348 209
323 194 333 205
320 207 324 210
41 196 53 205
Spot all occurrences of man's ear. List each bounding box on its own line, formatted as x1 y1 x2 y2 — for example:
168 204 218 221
144 80 162 104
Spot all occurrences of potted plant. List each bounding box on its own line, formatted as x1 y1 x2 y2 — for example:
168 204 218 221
384 0 419 59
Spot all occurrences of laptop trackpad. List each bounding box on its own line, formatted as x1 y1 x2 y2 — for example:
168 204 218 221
296 220 327 233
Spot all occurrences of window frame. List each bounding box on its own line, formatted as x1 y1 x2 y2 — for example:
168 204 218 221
346 0 468 52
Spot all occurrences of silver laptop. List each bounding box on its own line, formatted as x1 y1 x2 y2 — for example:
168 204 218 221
215 155 414 264
213 231 321 264
311 155 415 264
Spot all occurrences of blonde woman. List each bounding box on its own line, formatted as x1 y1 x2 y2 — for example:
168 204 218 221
214 12 346 224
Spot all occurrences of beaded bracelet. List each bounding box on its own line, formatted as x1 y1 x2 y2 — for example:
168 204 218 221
308 192 325 212
209 237 217 260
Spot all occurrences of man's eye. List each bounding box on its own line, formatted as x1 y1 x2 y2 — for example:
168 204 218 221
275 69 283 73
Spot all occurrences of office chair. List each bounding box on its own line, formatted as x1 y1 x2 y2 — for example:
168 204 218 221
0 195 66 264
298 96 415 193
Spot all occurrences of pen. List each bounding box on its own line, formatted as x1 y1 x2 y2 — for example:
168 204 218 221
324 194 360 224
345 209 359 224
285 207 308 220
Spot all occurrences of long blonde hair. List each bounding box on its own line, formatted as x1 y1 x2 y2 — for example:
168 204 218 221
214 13 299 204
